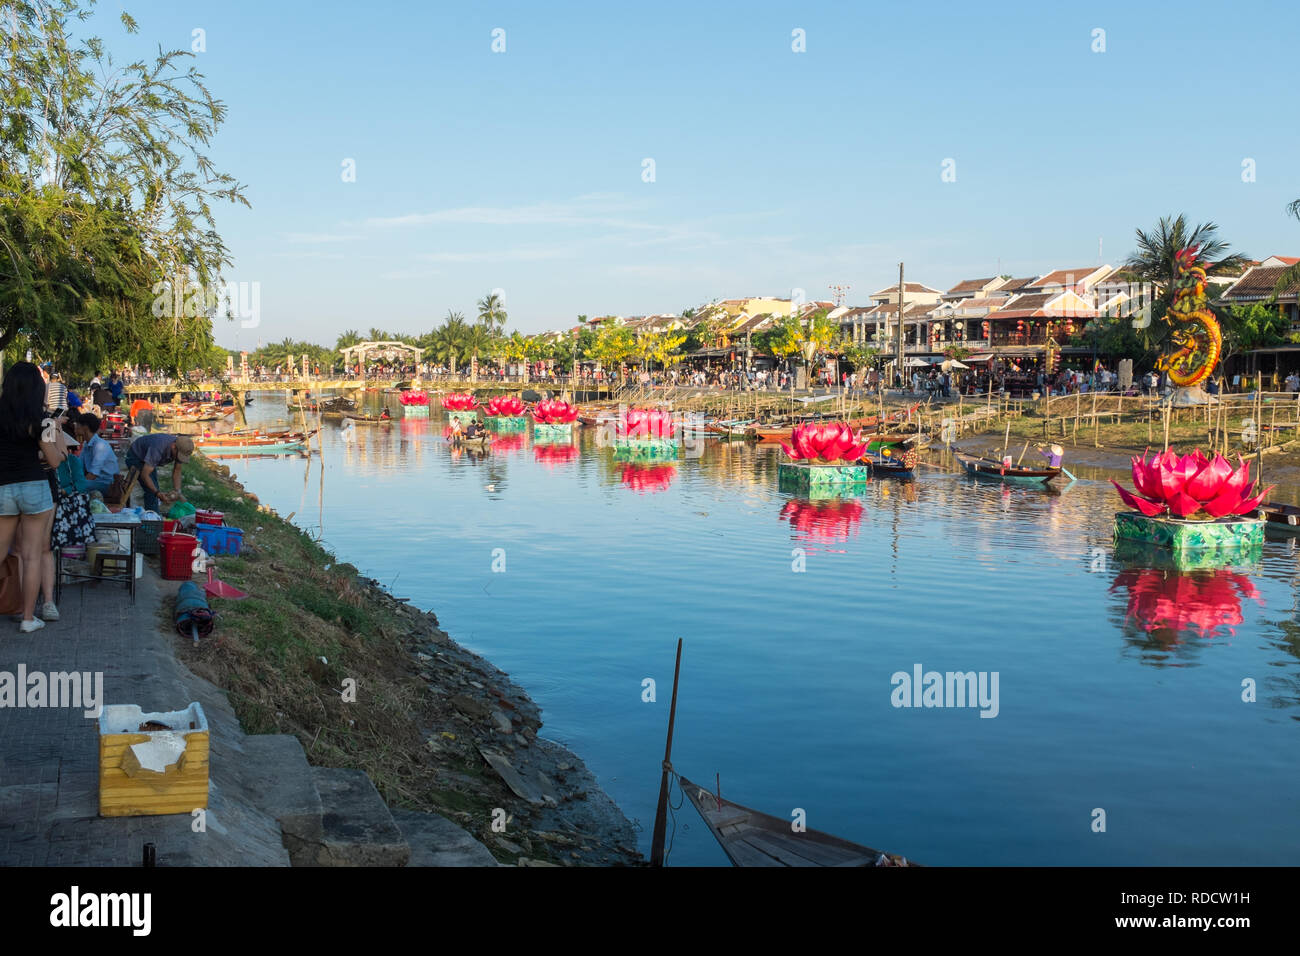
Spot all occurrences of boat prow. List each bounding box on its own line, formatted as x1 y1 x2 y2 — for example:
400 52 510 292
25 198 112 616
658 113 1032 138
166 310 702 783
678 775 916 867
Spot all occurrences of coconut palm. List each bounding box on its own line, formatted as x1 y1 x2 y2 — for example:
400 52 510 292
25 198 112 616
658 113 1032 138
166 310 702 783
1124 214 1248 300
1274 200 1300 297
477 292 507 335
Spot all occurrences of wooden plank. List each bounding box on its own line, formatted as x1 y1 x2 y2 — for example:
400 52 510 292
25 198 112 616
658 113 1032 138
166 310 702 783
740 833 822 867
723 837 787 867
742 830 865 867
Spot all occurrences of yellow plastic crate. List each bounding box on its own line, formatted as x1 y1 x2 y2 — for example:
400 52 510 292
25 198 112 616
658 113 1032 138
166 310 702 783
98 702 209 817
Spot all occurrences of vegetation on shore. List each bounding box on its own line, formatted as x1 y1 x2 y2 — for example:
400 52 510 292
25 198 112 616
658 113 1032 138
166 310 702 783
170 457 640 865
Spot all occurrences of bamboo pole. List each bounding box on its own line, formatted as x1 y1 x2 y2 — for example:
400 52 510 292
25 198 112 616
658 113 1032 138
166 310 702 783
649 638 683 868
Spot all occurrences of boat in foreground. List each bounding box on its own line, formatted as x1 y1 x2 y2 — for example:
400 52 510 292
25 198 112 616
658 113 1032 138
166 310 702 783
678 775 915 867
196 430 311 455
954 451 1060 484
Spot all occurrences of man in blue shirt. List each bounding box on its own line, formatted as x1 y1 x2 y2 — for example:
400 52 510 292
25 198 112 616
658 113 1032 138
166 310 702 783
73 413 119 495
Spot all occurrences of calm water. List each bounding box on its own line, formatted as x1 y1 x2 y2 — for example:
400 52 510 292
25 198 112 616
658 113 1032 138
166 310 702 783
223 397 1300 865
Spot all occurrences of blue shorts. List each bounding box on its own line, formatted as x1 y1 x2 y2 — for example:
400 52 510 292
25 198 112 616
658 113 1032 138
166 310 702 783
0 480 54 516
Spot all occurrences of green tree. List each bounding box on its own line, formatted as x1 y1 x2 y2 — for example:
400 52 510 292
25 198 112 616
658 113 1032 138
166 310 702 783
477 292 507 336
1274 199 1300 297
0 1 247 374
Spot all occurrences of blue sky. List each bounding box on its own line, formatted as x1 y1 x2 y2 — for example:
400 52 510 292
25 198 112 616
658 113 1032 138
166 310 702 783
90 1 1299 348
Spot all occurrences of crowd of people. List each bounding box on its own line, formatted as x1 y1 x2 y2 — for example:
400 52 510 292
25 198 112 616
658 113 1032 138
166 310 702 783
0 360 196 632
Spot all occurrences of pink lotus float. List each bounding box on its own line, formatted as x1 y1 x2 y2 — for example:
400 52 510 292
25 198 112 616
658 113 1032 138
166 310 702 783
399 390 429 405
1111 449 1271 519
618 408 676 440
781 423 867 464
532 400 579 424
485 395 526 417
442 393 478 411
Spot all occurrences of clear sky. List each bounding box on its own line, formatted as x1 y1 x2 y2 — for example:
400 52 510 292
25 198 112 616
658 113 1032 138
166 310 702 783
88 0 1300 348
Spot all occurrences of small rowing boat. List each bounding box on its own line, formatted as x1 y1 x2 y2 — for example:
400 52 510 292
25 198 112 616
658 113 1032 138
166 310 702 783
678 775 916 867
954 451 1060 484
196 430 312 455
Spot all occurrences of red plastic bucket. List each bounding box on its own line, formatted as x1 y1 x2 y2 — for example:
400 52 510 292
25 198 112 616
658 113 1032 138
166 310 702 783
195 509 224 527
159 532 198 580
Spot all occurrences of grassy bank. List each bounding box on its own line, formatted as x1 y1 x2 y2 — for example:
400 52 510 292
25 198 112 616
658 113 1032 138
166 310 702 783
169 456 640 865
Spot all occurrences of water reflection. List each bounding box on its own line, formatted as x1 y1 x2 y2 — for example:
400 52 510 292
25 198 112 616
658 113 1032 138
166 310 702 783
619 462 676 493
1111 565 1265 654
533 443 579 466
779 498 865 541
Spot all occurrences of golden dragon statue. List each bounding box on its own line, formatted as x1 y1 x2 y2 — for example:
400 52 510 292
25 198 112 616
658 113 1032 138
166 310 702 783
1155 245 1221 388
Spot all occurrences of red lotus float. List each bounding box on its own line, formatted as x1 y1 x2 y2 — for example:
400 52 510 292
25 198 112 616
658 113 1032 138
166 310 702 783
442 393 478 411
781 423 868 464
534 443 579 465
1111 449 1271 519
1111 567 1263 641
619 463 676 493
779 499 865 541
399 390 429 405
617 408 676 439
532 399 579 424
485 395 526 417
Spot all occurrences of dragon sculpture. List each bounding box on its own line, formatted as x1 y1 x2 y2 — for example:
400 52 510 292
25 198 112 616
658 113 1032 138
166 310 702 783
1155 245 1221 388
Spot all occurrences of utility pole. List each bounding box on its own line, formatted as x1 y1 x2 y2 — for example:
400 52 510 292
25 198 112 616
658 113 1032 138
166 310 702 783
896 262 906 390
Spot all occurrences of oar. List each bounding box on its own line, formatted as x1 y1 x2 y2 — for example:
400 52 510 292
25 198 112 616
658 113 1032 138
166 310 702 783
1061 466 1077 482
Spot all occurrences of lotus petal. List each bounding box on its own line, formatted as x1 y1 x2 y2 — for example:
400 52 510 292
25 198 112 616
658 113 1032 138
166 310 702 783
1131 455 1159 499
1185 453 1233 501
1112 481 1166 516
1166 490 1203 517
1156 457 1187 502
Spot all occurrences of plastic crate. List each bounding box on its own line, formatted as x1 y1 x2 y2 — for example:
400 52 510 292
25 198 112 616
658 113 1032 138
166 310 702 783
136 519 164 556
196 525 243 556
158 532 197 580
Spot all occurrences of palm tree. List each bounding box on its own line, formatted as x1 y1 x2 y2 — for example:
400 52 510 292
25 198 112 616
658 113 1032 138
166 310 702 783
1274 200 1300 296
335 329 362 351
1124 214 1248 300
477 293 507 335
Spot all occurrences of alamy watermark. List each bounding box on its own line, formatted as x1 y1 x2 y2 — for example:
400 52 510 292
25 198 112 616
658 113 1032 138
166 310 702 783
0 665 103 717
151 279 261 329
890 664 999 718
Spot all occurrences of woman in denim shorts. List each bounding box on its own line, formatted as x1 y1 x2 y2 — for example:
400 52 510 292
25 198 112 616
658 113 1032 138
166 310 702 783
0 362 68 632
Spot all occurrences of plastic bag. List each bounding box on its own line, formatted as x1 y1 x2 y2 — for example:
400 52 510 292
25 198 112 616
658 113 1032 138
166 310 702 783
168 501 197 519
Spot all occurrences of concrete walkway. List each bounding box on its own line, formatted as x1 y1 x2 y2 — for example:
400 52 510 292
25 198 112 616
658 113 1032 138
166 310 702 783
0 566 495 866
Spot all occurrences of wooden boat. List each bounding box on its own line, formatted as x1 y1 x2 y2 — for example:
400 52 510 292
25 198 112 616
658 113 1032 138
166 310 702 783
447 435 491 450
196 429 311 455
954 451 1060 484
1261 502 1300 533
678 775 915 867
743 406 923 444
346 414 393 426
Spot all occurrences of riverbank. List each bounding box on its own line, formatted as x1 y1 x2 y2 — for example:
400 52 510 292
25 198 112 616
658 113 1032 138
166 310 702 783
178 456 643 866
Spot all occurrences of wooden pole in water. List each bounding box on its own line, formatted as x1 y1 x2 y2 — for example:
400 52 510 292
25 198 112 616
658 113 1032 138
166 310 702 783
1002 420 1011 460
650 638 684 867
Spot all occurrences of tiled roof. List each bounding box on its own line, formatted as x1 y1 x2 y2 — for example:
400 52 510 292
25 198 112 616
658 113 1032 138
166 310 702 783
1223 266 1300 301
873 282 940 297
943 277 996 296
992 276 1035 293
1026 266 1109 290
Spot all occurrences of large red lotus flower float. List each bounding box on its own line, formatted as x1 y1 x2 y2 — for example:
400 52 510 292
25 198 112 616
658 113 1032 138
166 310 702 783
442 393 478 411
399 390 429 405
1111 567 1263 641
618 408 676 439
779 499 865 541
619 463 676 493
532 399 579 424
534 443 579 465
485 395 526 417
781 423 867 464
1111 449 1271 519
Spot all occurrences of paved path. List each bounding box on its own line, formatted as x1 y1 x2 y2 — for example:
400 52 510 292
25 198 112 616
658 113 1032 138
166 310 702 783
0 570 290 866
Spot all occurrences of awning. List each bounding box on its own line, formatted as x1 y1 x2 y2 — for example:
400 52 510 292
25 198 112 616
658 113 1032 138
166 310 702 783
943 359 970 370
968 353 994 362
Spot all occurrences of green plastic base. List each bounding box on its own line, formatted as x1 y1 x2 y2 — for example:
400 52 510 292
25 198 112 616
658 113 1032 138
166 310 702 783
486 415 528 432
402 405 430 418
1113 511 1264 552
533 422 574 440
778 462 870 493
612 439 679 461
445 409 479 424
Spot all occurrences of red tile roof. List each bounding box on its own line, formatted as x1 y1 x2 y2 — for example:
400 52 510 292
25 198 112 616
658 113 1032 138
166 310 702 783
943 277 997 296
1027 267 1108 290
1223 266 1300 301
